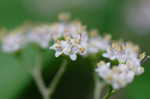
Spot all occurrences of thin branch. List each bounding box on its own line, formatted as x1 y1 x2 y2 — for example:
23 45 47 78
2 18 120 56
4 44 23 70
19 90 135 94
94 75 104 99
32 54 49 99
31 52 68 99
32 67 49 99
102 86 116 99
48 60 68 98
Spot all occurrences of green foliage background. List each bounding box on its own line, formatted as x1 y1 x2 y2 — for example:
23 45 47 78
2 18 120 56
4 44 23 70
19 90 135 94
0 0 150 99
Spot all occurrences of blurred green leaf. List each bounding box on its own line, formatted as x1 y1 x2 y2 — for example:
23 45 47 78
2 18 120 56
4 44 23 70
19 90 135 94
0 52 31 99
21 44 41 71
125 62 150 99
21 43 60 71
0 43 59 99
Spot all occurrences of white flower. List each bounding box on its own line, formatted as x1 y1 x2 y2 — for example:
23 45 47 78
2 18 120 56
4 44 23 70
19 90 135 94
88 34 111 54
96 41 145 89
102 41 145 75
27 25 51 48
96 61 136 89
103 42 126 63
96 61 111 78
49 20 88 61
126 61 144 75
111 64 135 89
50 35 87 61
1 33 26 53
103 42 142 64
49 20 88 40
49 23 66 40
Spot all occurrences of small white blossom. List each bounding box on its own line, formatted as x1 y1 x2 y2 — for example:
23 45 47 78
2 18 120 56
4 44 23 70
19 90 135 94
50 35 87 61
49 23 66 40
49 20 88 40
96 61 136 89
27 25 51 48
96 41 145 89
103 42 141 64
95 61 111 78
49 20 88 61
126 61 144 75
102 41 145 75
1 33 26 53
88 31 111 54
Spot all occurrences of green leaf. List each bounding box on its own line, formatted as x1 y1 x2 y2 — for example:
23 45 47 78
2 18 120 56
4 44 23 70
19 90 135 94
0 52 31 99
125 63 150 99
21 44 41 71
0 44 57 99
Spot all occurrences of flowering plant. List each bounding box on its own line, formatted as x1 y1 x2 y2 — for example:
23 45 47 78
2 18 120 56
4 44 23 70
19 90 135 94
0 13 148 99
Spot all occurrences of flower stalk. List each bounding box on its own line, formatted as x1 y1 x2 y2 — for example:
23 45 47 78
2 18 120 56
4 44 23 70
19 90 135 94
32 66 49 99
103 86 116 99
94 75 104 99
32 53 68 99
48 60 67 99
32 53 49 99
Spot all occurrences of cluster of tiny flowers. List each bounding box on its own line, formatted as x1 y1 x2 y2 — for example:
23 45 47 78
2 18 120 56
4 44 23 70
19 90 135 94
50 35 87 60
0 13 110 60
49 21 112 60
96 41 145 89
1 31 26 53
87 30 111 54
0 25 51 53
0 13 146 89
49 20 89 60
26 25 51 48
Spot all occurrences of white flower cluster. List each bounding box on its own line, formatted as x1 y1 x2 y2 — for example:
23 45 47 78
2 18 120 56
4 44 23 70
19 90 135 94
96 42 145 89
87 30 111 54
49 20 89 61
0 13 146 89
1 32 26 53
1 25 52 53
50 36 87 61
49 22 112 60
27 25 51 48
0 14 110 60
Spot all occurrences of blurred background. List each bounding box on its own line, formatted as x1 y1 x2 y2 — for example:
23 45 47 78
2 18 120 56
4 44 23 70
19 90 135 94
0 0 150 99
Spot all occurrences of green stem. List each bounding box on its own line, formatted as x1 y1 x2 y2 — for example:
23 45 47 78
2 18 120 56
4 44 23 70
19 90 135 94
94 75 104 99
32 54 49 99
103 86 116 99
32 66 49 99
32 52 68 99
48 60 67 99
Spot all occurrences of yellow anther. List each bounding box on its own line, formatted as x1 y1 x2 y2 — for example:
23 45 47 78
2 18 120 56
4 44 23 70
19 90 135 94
79 48 85 53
